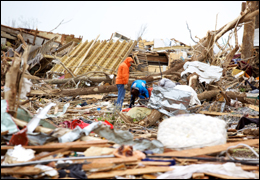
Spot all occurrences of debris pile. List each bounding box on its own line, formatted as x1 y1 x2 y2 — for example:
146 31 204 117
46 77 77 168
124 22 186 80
1 1 259 179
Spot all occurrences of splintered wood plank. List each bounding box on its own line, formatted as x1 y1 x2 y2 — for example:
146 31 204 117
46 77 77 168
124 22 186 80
80 95 103 99
88 166 174 179
82 163 115 171
227 129 237 132
88 157 138 164
143 174 157 179
227 138 249 142
192 173 205 179
29 146 71 161
204 172 245 179
1 140 110 155
29 89 53 95
241 165 259 171
199 111 258 118
246 104 259 111
1 130 9 136
126 161 171 166
156 139 259 157
1 166 42 175
47 140 109 146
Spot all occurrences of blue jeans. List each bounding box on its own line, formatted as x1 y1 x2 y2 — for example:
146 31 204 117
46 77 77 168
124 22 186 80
116 84 125 111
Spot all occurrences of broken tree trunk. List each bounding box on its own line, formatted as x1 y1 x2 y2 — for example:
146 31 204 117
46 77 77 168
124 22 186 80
4 57 21 117
191 31 215 62
226 91 259 105
241 1 257 60
222 45 239 76
115 110 133 124
43 76 112 84
139 109 162 127
37 76 162 96
15 46 31 117
197 90 220 101
152 61 185 77
192 3 259 64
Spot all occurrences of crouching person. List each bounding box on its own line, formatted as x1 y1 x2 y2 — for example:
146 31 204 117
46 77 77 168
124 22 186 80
129 80 149 108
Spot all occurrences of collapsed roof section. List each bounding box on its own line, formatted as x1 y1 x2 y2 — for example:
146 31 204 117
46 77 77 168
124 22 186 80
50 39 137 76
1 24 82 46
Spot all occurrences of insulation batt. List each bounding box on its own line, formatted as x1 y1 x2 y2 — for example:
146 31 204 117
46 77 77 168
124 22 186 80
157 114 227 150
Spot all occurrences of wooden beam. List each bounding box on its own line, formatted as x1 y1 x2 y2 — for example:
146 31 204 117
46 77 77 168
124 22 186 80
146 55 168 63
126 161 171 166
1 140 110 155
87 167 174 179
153 46 191 51
32 28 38 45
204 172 245 179
199 111 258 118
1 166 42 175
155 139 259 157
87 157 138 164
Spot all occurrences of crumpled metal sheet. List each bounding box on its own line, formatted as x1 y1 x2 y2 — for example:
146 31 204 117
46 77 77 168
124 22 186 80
58 122 164 154
93 124 164 154
147 85 191 116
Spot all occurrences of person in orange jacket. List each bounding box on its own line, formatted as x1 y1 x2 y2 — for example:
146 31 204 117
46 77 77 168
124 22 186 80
115 57 134 111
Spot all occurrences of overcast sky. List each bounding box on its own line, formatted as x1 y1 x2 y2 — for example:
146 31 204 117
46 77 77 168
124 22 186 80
2 1 245 48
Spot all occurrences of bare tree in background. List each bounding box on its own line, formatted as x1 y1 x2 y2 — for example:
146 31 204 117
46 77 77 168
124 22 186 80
5 16 39 29
136 23 148 40
18 16 39 29
186 21 198 43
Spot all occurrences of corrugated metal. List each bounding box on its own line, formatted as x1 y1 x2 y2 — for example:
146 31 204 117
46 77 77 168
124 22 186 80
50 39 136 75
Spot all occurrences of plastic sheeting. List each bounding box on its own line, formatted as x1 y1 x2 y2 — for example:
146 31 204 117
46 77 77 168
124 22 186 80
147 85 191 116
158 78 177 88
2 145 35 165
35 165 58 177
157 114 227 150
1 99 20 134
157 162 256 179
27 102 56 134
181 61 223 84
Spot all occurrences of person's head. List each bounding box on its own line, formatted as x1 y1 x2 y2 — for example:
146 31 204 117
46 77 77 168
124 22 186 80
131 88 139 98
124 57 134 67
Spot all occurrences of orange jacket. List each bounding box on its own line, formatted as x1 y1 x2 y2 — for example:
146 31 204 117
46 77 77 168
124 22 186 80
116 57 134 84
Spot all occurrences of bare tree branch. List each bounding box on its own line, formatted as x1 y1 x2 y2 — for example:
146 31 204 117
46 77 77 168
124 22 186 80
186 21 198 43
136 23 148 40
49 19 64 32
49 19 73 32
